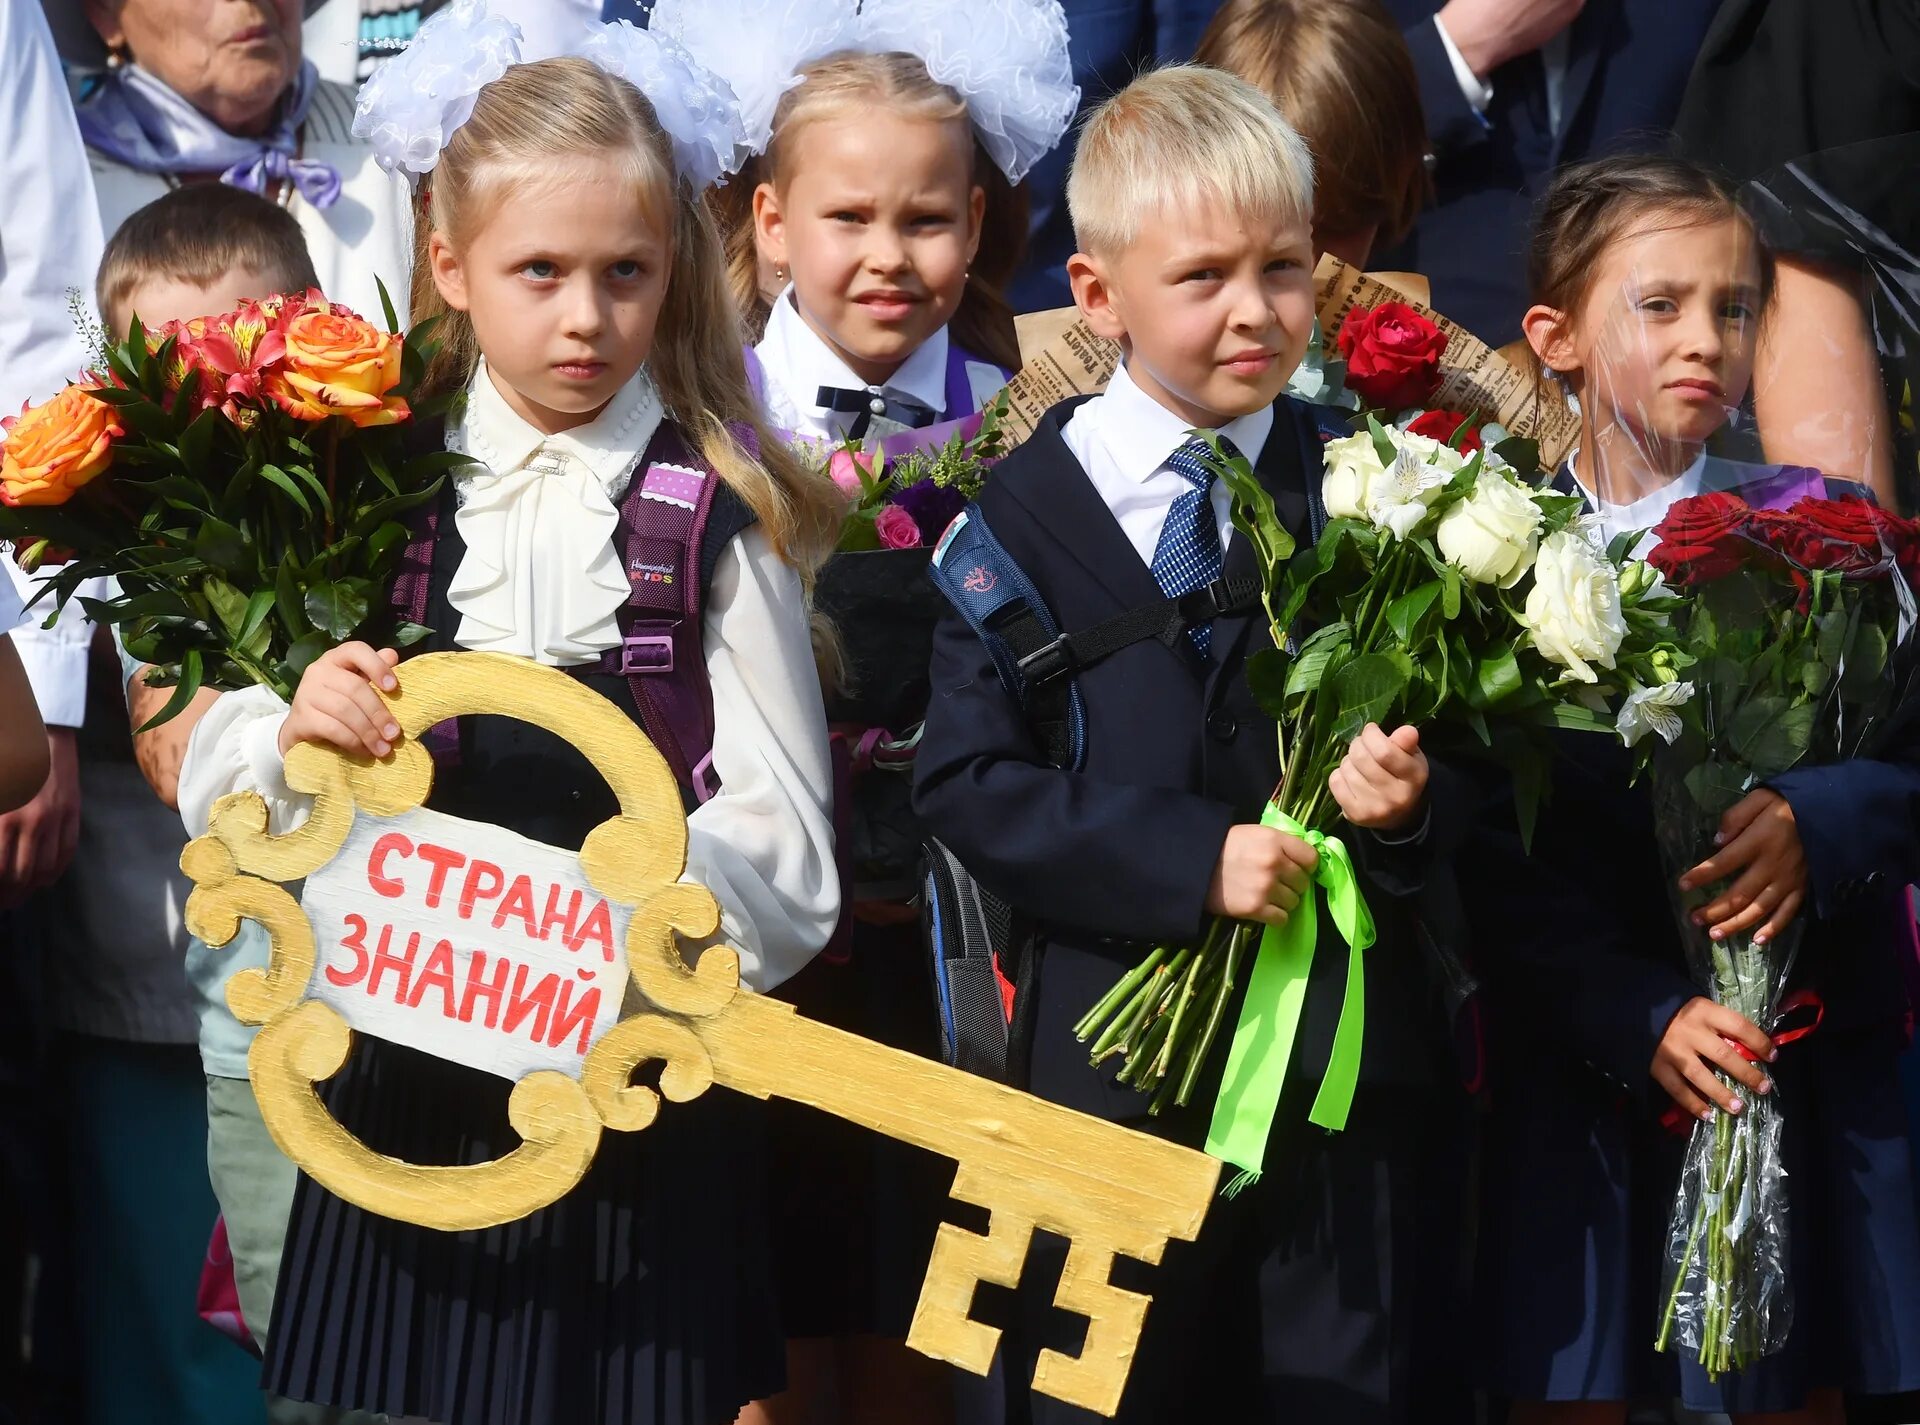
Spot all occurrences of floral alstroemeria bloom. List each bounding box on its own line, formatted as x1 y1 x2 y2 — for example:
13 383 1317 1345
1521 529 1629 682
1366 444 1448 540
1616 680 1695 746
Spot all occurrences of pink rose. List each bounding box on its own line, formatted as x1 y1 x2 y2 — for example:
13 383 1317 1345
875 504 922 549
828 447 877 498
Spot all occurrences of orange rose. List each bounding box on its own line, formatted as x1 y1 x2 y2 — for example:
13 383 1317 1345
264 301 409 427
0 386 124 507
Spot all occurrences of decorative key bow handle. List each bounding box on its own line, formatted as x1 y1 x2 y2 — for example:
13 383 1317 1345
182 652 1220 1417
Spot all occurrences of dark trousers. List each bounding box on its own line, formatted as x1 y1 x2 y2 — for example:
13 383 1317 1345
976 1082 1475 1425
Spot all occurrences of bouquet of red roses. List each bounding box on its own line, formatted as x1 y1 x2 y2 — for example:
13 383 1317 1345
0 289 457 723
1640 485 1920 1375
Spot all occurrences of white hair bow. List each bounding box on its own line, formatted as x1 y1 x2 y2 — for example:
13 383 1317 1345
353 0 749 191
652 0 1079 186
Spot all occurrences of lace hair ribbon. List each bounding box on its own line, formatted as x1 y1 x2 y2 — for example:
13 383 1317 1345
352 0 748 190
652 0 1079 186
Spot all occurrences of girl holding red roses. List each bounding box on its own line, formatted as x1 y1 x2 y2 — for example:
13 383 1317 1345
1464 155 1920 1424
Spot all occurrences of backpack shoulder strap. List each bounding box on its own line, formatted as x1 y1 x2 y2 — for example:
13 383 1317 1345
927 507 1086 769
927 506 1259 768
600 422 728 801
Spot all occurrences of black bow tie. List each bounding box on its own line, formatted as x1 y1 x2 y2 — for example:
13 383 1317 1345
816 385 938 441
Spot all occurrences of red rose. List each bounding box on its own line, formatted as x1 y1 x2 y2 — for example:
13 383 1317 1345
1336 302 1448 411
1866 504 1920 586
1403 408 1482 455
1745 508 1824 570
1646 490 1754 585
1779 494 1899 578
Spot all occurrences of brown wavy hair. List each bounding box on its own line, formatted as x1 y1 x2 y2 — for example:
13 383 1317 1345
1195 0 1428 252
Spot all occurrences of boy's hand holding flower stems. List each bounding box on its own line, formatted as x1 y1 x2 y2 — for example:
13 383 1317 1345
1328 723 1428 831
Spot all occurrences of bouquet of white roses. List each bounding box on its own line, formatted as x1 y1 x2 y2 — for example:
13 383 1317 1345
1075 412 1689 1186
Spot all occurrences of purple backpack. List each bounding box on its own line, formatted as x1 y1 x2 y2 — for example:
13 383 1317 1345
390 420 735 801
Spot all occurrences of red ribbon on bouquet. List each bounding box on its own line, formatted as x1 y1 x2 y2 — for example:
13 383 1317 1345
1658 989 1826 1137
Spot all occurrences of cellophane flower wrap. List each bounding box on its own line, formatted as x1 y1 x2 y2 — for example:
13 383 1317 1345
1640 486 1920 1375
0 288 457 724
1075 399 1685 1187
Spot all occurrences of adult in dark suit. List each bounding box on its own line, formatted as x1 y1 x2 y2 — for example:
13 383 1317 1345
1374 0 1720 344
1005 0 1218 313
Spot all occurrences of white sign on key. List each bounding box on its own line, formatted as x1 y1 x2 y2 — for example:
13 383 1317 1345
299 806 633 1082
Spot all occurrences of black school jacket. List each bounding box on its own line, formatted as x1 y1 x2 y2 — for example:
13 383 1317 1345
913 395 1462 1145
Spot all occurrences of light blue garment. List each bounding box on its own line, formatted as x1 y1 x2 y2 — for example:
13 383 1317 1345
118 644 267 1078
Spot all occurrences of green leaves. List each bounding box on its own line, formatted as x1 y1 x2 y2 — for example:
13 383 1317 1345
304 580 372 641
1328 652 1409 742
1206 433 1295 580
1386 581 1443 645
1284 621 1351 701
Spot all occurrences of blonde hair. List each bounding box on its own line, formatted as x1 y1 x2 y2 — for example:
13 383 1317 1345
1195 0 1427 249
710 49 1024 368
1067 64 1314 256
411 57 839 574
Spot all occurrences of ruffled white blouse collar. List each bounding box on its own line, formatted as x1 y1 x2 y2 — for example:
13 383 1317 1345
444 361 664 666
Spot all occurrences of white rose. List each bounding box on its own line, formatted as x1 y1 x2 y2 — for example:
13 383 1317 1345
1320 431 1387 519
1435 468 1544 586
1521 530 1628 682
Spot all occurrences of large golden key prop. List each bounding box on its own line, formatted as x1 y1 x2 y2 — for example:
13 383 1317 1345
181 652 1218 1417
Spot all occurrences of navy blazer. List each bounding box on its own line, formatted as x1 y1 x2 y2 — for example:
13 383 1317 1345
913 394 1457 1141
1374 0 1718 344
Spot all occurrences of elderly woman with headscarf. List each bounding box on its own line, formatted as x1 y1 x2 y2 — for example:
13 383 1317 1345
49 0 410 320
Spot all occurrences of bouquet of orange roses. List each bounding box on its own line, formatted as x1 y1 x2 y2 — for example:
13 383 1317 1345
0 289 457 724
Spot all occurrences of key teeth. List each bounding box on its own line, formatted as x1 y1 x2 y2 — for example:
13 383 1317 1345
1033 1240 1153 1417
906 1211 1034 1376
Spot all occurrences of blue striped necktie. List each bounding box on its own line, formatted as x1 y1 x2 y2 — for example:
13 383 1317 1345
1149 435 1239 658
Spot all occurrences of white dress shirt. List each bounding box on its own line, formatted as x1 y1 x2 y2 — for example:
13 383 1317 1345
1 0 103 418
753 287 1001 443
1 1 109 726
447 361 661 664
1571 446 1713 557
1060 360 1275 570
1434 13 1574 134
176 368 841 994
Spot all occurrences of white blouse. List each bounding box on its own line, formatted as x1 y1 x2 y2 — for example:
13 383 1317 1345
176 370 840 994
753 286 1002 444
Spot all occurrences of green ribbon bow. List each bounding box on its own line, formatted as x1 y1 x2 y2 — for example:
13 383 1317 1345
1204 804 1375 1192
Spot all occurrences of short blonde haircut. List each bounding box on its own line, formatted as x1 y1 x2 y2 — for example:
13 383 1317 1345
412 57 839 574
1066 64 1314 256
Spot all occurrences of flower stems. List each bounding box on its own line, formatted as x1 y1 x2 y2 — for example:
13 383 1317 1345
1072 916 1251 1113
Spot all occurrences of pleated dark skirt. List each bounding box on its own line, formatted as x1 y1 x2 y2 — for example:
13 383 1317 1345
766 920 953 1339
263 1036 785 1425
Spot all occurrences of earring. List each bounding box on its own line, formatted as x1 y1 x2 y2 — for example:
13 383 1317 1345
105 43 128 70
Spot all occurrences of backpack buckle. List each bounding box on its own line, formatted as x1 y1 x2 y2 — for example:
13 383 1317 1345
1015 635 1075 685
617 631 675 675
